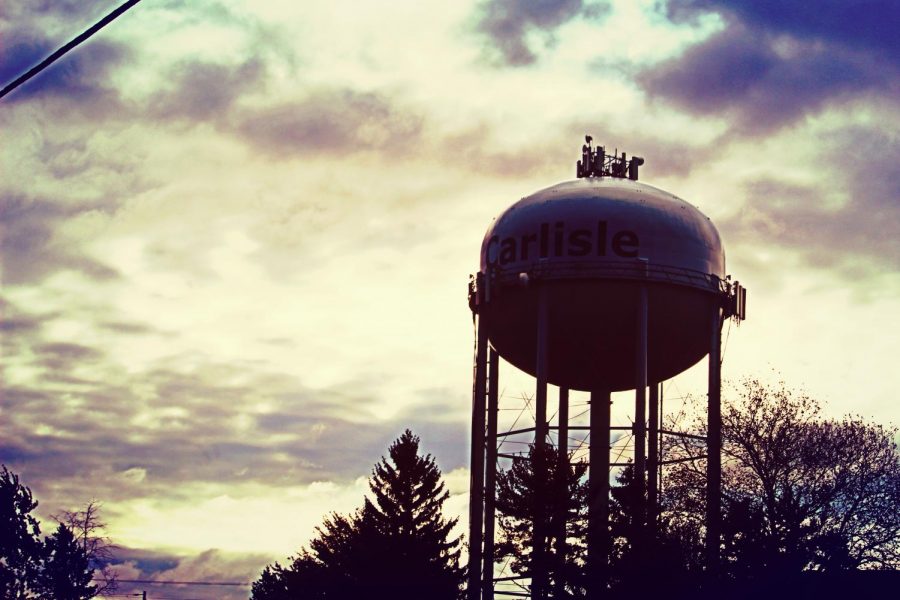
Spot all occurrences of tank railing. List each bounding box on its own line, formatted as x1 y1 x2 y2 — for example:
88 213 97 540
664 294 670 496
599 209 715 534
485 260 723 293
470 265 745 324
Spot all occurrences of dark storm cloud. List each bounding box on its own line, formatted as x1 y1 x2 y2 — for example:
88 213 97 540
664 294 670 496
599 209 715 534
232 89 425 157
0 26 132 113
0 194 119 285
0 31 54 86
664 0 900 67
112 547 179 575
473 0 611 66
640 1 899 134
719 126 900 277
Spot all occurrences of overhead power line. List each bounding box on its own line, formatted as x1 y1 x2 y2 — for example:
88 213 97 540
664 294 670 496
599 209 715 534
0 0 143 100
116 579 249 587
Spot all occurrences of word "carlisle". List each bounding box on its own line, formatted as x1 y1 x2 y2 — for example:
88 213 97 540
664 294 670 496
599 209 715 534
486 220 640 266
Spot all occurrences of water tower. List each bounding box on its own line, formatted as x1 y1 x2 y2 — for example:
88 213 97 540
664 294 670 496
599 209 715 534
466 138 747 599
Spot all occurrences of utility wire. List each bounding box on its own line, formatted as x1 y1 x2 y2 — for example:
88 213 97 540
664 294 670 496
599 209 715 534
116 579 249 586
0 0 143 100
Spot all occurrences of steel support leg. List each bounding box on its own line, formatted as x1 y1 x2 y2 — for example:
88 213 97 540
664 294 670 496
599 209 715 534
483 349 499 600
467 313 489 600
587 390 610 598
532 286 549 600
633 283 648 543
706 306 722 578
648 382 659 537
554 387 569 599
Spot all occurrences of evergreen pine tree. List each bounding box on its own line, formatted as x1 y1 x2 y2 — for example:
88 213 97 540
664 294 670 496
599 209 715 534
495 444 588 598
252 430 464 600
360 429 464 599
0 466 99 600
1 466 43 599
36 525 97 600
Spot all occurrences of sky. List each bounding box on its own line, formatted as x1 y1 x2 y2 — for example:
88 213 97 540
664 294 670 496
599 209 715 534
1 0 899 597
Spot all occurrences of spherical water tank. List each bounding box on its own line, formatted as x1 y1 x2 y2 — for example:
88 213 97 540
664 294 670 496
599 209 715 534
479 178 725 392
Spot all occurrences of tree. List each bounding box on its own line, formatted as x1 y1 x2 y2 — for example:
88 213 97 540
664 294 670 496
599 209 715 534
54 501 117 595
361 429 464 598
662 379 900 581
607 464 701 596
494 444 588 598
0 466 43 599
0 465 100 599
36 524 97 600
251 430 464 600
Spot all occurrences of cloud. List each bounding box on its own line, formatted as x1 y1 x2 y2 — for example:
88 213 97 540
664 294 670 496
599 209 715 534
35 342 104 371
719 126 900 276
0 296 54 334
0 1 286 126
438 124 567 178
3 343 469 514
97 321 157 335
0 27 132 115
664 0 900 67
3 340 469 590
109 548 264 600
473 0 611 66
232 89 425 157
640 1 899 134
3 1 113 20
147 58 267 123
637 25 889 135
0 194 120 285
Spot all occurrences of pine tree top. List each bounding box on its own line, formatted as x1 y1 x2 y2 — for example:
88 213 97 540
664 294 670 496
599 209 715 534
367 430 458 544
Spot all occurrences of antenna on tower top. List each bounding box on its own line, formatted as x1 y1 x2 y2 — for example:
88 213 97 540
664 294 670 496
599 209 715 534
576 135 644 180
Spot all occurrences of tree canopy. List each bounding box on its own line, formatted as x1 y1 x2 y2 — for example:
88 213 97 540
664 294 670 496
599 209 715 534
1 466 43 599
662 379 900 578
36 525 96 600
54 501 117 595
494 444 588 598
0 465 99 600
490 379 900 596
251 429 464 600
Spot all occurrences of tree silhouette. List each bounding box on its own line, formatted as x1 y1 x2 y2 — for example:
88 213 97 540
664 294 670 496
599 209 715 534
494 444 588 598
361 429 464 598
0 465 99 599
607 464 700 596
491 381 900 596
54 501 117 595
1 466 43 598
251 430 464 600
36 524 96 600
662 379 900 581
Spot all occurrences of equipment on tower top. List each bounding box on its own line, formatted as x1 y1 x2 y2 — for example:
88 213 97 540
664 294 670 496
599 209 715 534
576 135 644 180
